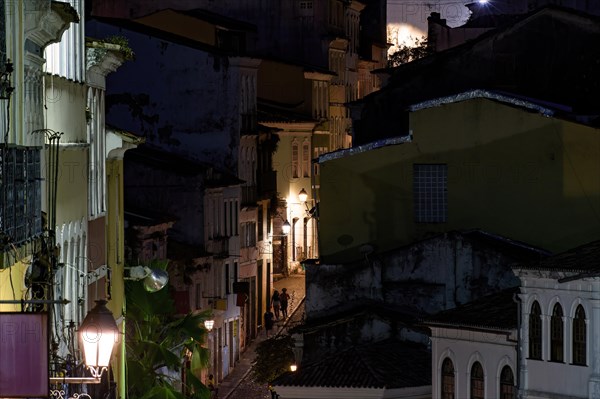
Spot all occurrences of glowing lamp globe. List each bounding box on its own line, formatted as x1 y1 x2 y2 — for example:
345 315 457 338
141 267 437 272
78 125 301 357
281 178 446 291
79 300 118 378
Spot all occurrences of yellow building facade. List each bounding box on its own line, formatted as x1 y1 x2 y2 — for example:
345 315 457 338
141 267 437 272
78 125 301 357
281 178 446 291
319 93 600 262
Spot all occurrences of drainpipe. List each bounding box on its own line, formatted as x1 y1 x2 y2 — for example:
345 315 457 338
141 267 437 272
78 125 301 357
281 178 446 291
513 292 522 398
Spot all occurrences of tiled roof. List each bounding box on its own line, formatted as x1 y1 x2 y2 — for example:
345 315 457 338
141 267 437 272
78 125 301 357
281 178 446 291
273 340 431 389
421 287 519 331
515 240 600 273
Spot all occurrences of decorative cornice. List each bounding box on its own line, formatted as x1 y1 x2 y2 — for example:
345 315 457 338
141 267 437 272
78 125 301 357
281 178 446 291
25 1 79 48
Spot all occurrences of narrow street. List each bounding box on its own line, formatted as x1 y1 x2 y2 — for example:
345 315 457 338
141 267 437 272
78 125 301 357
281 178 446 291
219 273 306 399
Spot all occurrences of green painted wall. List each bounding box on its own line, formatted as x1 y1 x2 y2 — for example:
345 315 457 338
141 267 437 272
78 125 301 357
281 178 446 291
319 98 600 262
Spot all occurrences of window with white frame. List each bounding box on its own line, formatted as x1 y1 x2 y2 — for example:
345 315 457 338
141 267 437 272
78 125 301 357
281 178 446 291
500 366 515 399
529 301 542 359
441 357 454 399
550 303 564 362
413 164 448 223
302 141 310 177
470 362 484 399
240 222 256 248
292 140 299 178
572 305 586 365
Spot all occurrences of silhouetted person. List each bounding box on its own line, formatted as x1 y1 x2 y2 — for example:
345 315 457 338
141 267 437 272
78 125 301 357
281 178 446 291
280 288 290 319
264 307 274 337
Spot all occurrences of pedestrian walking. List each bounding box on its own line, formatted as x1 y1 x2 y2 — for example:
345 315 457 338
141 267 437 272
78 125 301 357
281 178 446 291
207 374 218 398
264 307 274 337
270 290 281 320
280 288 290 319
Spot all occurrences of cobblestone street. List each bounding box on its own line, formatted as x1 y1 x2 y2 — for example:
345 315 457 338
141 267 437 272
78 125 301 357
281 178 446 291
218 273 305 399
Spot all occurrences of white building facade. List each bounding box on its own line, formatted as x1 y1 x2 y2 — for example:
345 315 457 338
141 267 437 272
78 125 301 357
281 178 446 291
514 241 600 399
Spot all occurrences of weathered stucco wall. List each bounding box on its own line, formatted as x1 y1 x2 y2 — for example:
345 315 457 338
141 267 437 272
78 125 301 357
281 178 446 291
87 20 242 173
306 231 534 320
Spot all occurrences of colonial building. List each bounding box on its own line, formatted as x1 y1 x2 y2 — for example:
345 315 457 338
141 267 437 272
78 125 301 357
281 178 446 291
319 90 600 263
513 240 600 399
423 288 519 399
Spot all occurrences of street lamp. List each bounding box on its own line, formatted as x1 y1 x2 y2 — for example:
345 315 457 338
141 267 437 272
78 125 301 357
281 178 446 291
204 319 215 331
282 220 291 235
125 265 169 292
79 299 119 379
298 188 308 203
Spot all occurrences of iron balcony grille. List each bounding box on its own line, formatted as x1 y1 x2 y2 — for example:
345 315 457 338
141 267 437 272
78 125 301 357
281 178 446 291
1 146 43 246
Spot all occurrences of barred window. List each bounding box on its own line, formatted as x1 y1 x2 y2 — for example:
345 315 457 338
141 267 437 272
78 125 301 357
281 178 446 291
500 366 515 399
572 305 586 365
470 362 484 399
551 303 564 362
1 147 42 244
441 358 454 399
413 164 447 223
529 301 542 359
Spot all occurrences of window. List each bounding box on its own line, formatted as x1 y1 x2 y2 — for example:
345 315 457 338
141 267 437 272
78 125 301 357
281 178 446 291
551 303 564 362
500 366 515 399
441 358 454 399
572 305 586 365
292 141 299 178
470 362 484 399
0 147 42 244
299 0 313 16
225 264 230 295
234 200 239 235
413 164 448 223
302 141 310 177
195 283 203 309
258 207 264 241
241 222 256 248
529 301 542 359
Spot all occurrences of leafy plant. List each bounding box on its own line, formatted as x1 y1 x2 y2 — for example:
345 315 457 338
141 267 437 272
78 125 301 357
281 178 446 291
125 260 212 399
387 36 433 67
251 334 295 384
106 35 135 61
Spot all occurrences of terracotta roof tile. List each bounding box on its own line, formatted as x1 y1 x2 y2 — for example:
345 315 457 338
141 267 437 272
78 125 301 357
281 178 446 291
273 340 430 389
515 240 600 273
421 287 519 331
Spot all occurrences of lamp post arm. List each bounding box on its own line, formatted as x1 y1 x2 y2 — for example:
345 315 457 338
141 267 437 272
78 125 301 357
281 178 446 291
50 377 101 384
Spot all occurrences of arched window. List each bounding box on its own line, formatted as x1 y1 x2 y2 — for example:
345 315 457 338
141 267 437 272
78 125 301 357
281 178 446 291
529 301 542 359
470 362 484 399
441 358 454 399
500 366 515 399
572 305 586 365
551 303 564 362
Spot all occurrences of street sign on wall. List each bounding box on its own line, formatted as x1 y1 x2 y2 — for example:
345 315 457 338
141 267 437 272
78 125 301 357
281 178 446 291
0 313 48 397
